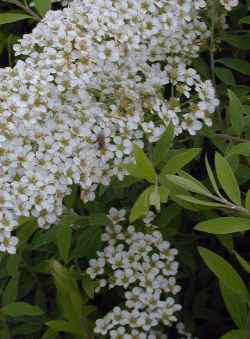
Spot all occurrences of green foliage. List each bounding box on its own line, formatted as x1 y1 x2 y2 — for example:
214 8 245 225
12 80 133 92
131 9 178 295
0 12 33 24
34 0 52 16
0 2 250 339
1 302 44 316
198 247 249 303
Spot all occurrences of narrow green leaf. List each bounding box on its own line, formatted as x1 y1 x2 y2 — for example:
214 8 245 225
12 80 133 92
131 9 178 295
46 320 76 334
166 175 212 197
233 251 250 274
129 186 154 222
34 0 51 16
41 328 58 339
220 329 246 339
215 153 241 205
1 302 44 317
159 185 169 203
221 33 250 50
149 187 161 212
56 224 72 263
133 144 157 184
228 90 244 136
198 247 249 303
227 143 250 158
0 12 33 25
239 16 250 24
217 58 250 76
176 195 224 207
220 282 248 328
160 148 200 180
153 123 174 165
195 217 250 234
205 156 222 197
217 235 234 252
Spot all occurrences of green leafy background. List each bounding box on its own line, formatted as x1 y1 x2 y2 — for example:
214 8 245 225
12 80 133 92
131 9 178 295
0 1 250 338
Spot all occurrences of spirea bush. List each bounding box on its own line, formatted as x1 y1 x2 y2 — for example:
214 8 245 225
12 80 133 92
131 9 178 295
0 0 250 339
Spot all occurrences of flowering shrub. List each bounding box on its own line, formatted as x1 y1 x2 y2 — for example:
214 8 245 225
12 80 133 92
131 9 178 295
0 0 222 254
1 1 250 339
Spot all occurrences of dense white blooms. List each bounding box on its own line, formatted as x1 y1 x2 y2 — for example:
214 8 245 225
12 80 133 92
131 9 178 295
87 208 182 338
220 0 239 11
0 0 237 254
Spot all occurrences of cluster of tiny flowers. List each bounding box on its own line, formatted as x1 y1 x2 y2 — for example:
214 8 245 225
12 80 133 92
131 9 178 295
177 323 199 339
0 0 228 253
220 0 239 11
87 208 182 338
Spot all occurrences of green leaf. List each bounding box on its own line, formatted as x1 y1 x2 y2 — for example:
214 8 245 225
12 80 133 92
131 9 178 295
220 329 246 339
74 225 102 259
221 33 250 50
205 156 222 197
227 143 250 158
160 148 200 180
176 195 224 207
217 235 234 252
198 247 249 303
215 153 241 205
41 328 58 339
56 224 72 264
166 175 212 197
133 144 157 184
2 278 18 306
195 217 250 234
0 12 33 25
149 187 161 212
215 67 236 86
153 123 174 165
217 58 250 76
82 274 99 298
6 255 20 278
159 185 169 203
17 218 37 245
233 251 250 274
246 190 250 211
34 0 51 16
220 282 248 328
46 320 76 334
1 302 44 317
192 57 210 78
239 16 250 24
228 90 244 136
129 186 154 222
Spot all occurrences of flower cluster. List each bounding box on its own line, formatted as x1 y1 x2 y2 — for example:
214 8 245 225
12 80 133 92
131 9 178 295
177 323 199 339
220 0 239 11
0 0 239 254
87 208 181 338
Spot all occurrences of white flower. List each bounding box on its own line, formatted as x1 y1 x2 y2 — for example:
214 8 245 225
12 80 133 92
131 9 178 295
87 209 181 337
220 0 239 11
0 236 18 254
0 0 222 254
